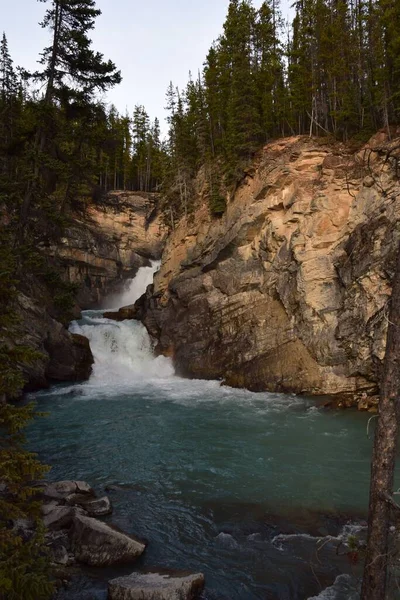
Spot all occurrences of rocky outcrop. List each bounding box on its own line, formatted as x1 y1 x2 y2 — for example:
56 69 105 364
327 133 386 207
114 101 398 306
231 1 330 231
139 133 400 397
103 304 137 321
108 570 205 600
70 514 146 566
13 291 94 392
48 191 166 307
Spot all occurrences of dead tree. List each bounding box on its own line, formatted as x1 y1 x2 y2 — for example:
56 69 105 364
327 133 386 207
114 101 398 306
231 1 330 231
361 240 400 600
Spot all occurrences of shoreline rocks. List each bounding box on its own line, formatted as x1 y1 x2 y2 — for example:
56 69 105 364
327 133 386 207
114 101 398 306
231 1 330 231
36 480 204 599
39 480 141 568
70 514 146 567
108 570 205 600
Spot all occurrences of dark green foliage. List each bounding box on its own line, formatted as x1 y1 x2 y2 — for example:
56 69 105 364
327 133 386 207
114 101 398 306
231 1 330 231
0 230 52 599
33 0 121 103
0 402 53 600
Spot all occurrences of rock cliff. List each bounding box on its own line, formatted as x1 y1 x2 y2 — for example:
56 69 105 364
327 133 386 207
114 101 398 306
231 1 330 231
48 191 165 307
139 133 400 397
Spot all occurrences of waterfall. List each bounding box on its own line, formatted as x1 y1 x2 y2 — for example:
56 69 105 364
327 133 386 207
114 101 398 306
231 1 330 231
69 261 174 391
104 260 161 310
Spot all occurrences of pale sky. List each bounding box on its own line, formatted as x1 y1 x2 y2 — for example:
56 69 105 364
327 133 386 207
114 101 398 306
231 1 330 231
2 0 292 132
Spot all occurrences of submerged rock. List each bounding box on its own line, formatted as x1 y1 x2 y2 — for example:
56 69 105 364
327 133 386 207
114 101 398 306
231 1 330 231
70 514 146 566
108 570 205 600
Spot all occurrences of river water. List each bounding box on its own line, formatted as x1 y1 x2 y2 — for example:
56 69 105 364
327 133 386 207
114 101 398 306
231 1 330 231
27 263 384 600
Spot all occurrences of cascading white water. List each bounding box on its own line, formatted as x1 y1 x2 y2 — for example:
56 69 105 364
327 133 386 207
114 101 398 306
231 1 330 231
69 260 174 389
104 260 161 310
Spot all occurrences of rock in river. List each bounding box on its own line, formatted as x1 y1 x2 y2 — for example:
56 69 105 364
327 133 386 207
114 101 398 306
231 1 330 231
70 514 146 566
66 493 112 516
108 570 205 600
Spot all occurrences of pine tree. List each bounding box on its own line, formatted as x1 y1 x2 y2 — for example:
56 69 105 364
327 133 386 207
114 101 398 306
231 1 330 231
0 402 53 600
0 33 17 102
222 0 262 172
255 1 285 140
21 0 121 224
0 33 19 177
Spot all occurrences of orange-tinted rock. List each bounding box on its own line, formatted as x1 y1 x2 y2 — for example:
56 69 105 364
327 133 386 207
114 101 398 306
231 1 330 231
140 134 400 396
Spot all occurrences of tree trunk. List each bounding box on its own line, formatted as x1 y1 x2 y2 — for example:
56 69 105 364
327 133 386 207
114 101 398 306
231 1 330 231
361 241 400 600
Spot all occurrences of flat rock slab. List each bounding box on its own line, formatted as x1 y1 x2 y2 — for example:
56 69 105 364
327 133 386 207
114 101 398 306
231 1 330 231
108 571 205 600
70 514 146 566
44 480 94 501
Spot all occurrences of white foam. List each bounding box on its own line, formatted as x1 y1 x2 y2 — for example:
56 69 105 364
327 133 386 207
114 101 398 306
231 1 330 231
307 574 359 599
69 262 174 392
215 532 239 549
104 260 160 310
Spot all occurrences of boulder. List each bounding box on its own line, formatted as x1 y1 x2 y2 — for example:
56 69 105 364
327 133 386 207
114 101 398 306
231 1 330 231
108 571 205 600
43 480 95 501
12 518 35 542
45 327 94 382
70 514 146 566
71 334 94 381
43 506 85 531
41 501 60 515
66 493 112 516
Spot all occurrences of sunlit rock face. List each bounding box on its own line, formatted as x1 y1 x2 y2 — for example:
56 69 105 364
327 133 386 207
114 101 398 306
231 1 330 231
49 191 166 307
139 133 400 396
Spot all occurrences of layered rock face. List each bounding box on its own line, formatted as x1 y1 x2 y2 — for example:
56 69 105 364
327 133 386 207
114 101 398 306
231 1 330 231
139 134 400 396
49 191 165 307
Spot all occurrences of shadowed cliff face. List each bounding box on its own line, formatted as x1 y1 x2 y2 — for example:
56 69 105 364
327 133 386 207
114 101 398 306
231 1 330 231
13 191 166 393
139 134 400 397
48 191 166 308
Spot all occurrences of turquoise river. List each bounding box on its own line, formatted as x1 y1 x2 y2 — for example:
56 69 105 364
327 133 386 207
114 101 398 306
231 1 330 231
26 263 396 600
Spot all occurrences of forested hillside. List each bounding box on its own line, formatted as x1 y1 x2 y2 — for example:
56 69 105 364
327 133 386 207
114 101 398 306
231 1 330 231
163 0 400 216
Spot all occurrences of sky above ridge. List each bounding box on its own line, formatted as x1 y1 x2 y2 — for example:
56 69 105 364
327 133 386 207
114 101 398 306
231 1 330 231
2 0 292 134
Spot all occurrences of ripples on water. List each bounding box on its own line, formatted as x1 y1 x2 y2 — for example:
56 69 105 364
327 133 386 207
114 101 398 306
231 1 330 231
27 263 379 599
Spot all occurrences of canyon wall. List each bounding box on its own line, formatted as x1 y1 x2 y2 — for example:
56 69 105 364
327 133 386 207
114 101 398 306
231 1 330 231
13 191 165 393
139 133 400 397
48 191 165 307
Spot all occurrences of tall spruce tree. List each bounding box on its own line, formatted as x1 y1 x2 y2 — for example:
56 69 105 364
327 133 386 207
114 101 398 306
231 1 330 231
223 0 261 172
21 0 121 224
